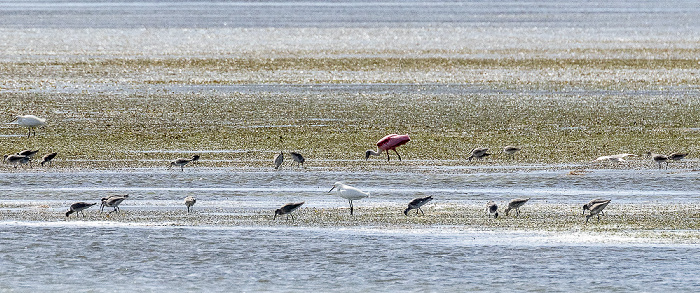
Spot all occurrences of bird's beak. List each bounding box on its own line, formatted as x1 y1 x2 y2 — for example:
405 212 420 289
328 186 336 192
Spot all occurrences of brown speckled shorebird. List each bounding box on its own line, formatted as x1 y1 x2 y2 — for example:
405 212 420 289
274 202 305 221
585 200 611 223
504 198 530 217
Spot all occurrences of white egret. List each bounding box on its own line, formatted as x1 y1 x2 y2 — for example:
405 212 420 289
328 182 369 215
9 115 46 137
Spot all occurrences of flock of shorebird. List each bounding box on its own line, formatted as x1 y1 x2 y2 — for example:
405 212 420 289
3 116 683 224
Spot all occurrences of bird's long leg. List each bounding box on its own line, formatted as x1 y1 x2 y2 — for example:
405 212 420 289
419 208 424 215
386 151 390 162
394 149 402 161
349 200 354 215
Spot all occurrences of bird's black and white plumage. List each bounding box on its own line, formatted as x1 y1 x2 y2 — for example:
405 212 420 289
191 154 200 164
647 152 669 169
66 202 97 217
184 196 197 213
17 150 39 158
274 152 284 170
468 148 490 161
403 195 433 216
668 152 688 161
100 194 129 213
504 198 530 217
170 158 192 171
582 198 610 215
585 200 611 223
290 152 305 168
486 201 499 218
274 202 305 221
3 154 31 168
40 152 58 167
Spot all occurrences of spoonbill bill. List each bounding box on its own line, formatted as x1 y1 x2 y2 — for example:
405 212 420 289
504 198 530 217
184 196 197 213
170 158 192 171
100 194 129 213
365 134 410 161
40 152 58 167
585 200 611 223
468 147 490 161
274 202 305 221
290 152 305 167
274 152 284 170
329 182 369 215
9 115 46 137
486 201 499 218
403 195 433 216
66 202 96 218
582 198 610 215
3 154 31 168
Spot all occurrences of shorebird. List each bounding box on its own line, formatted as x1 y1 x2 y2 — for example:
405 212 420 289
274 152 284 170
191 154 200 164
504 198 530 217
329 182 369 215
100 194 129 213
366 134 411 161
647 152 669 169
585 200 611 223
17 150 39 158
40 152 58 167
274 202 305 221
583 198 610 215
468 147 490 161
66 202 97 218
8 115 46 137
502 146 521 155
170 158 192 171
184 196 197 213
486 201 499 218
668 152 688 161
3 154 31 168
595 153 637 163
403 195 433 216
290 152 305 168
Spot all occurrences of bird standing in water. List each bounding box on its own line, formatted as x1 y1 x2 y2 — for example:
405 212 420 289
184 196 197 213
329 182 369 215
365 134 411 161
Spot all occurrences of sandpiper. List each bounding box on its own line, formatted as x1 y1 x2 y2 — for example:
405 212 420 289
486 201 499 218
403 195 433 216
184 196 197 213
274 202 305 221
66 202 97 218
585 200 611 223
504 198 530 217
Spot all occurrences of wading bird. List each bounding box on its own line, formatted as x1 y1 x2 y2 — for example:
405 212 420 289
585 200 611 224
486 201 499 218
66 202 96 218
184 196 197 213
17 150 39 158
668 152 688 161
274 152 284 170
646 152 669 169
3 154 31 168
170 158 192 171
365 134 411 161
40 152 58 167
502 146 521 155
8 115 46 137
329 182 369 215
274 202 305 221
191 154 200 164
290 152 305 168
100 194 129 213
582 198 610 215
403 195 433 216
468 147 490 161
504 198 530 217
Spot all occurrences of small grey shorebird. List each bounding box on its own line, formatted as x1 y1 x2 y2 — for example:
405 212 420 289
502 146 521 155
274 152 284 170
504 198 530 217
668 152 688 161
40 152 57 167
184 196 197 213
170 158 192 171
274 202 305 221
585 200 611 224
403 195 433 216
191 154 200 164
100 194 129 213
647 152 669 169
3 154 31 168
486 201 499 218
582 198 610 215
290 152 305 168
66 202 97 218
468 147 490 161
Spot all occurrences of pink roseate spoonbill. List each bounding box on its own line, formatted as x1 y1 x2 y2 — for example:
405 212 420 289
274 202 305 221
184 196 197 213
329 182 369 215
403 195 433 216
504 198 530 217
365 134 411 161
585 200 611 224
8 115 46 137
66 202 96 218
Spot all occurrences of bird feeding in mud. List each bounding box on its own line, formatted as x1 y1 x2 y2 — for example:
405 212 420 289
40 152 58 167
366 134 410 161
170 158 192 171
583 198 611 215
3 154 31 168
403 195 433 216
468 147 490 161
65 202 97 218
329 182 369 215
502 146 521 155
274 152 284 170
184 196 197 213
274 202 305 221
504 198 530 217
646 152 669 169
290 152 305 168
8 115 46 137
100 194 129 213
486 201 499 218
585 200 611 224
